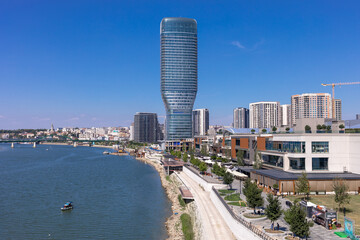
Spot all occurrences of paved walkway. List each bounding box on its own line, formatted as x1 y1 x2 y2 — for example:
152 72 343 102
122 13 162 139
177 171 235 240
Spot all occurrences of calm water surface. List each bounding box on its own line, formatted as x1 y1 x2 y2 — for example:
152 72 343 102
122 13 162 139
0 144 171 239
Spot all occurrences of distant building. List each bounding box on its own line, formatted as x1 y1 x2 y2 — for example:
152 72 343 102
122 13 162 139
129 123 134 141
249 102 280 129
334 99 342 121
357 114 360 120
233 107 249 128
280 104 291 127
134 113 160 143
291 93 332 126
192 109 209 136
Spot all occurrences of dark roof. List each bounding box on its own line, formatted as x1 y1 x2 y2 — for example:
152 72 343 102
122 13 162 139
252 169 360 181
238 166 255 174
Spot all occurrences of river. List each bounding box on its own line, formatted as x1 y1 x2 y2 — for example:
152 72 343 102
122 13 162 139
0 144 171 239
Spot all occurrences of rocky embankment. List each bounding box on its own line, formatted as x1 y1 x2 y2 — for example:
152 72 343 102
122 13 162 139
136 157 201 240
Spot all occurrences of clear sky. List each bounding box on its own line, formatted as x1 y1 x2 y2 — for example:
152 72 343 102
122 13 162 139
1 0 359 129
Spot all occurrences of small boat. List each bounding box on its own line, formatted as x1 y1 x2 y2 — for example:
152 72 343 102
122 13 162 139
61 202 73 211
103 151 109 155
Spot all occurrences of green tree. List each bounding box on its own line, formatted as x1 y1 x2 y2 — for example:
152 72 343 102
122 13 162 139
265 194 282 230
218 166 226 177
243 179 264 214
200 145 208 156
211 154 217 160
286 127 290 133
296 172 310 200
251 129 255 134
199 162 208 172
305 125 311 132
284 200 310 238
237 150 245 166
339 124 345 130
333 178 351 213
321 124 327 130
262 128 267 133
272 126 277 133
223 172 234 189
211 163 220 175
253 150 262 169
326 125 331 132
182 153 188 162
317 124 322 131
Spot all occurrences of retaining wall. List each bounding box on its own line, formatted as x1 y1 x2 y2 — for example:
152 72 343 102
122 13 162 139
183 166 267 240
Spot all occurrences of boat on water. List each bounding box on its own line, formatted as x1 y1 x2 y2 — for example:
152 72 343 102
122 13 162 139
103 151 110 155
61 202 73 211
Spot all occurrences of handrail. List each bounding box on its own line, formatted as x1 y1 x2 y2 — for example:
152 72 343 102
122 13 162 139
212 186 275 240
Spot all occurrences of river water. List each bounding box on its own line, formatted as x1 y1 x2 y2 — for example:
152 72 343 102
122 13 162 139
0 144 171 239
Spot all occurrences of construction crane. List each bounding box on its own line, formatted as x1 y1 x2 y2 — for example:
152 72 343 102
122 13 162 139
321 81 360 118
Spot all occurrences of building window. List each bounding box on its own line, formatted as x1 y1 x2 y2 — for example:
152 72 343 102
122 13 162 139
236 139 240 146
289 158 305 170
265 141 305 153
312 142 329 153
312 158 328 170
262 155 283 168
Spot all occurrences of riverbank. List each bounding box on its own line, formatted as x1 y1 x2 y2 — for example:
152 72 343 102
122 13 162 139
40 142 114 149
136 157 201 240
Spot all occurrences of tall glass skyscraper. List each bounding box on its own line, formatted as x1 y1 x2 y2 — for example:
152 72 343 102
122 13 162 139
160 18 198 140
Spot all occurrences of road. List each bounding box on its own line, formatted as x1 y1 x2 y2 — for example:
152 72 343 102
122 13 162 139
178 171 235 240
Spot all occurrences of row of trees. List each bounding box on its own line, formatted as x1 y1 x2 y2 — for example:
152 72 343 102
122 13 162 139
243 178 311 238
296 172 351 212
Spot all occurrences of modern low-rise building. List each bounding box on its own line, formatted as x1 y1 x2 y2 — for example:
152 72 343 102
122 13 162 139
230 133 360 193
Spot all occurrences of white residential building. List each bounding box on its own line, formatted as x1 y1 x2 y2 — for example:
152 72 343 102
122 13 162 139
192 109 209 136
249 102 280 129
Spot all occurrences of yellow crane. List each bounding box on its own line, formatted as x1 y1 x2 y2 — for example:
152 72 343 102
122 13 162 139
321 81 360 118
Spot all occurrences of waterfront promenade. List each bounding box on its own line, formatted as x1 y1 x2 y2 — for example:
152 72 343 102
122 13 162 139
178 171 235 240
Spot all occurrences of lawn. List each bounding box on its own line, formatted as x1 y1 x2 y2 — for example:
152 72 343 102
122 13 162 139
286 195 360 234
218 189 235 194
180 213 194 240
224 193 241 201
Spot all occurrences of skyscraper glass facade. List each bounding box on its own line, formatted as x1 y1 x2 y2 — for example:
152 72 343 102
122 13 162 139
160 18 198 140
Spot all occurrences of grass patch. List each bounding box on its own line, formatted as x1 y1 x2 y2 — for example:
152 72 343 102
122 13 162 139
243 213 265 219
178 194 186 208
224 193 241 201
220 193 227 196
286 195 360 234
265 229 283 233
228 201 240 206
180 213 194 240
166 176 172 182
218 189 235 194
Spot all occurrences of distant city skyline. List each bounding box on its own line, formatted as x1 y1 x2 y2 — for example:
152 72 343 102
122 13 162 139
0 1 359 129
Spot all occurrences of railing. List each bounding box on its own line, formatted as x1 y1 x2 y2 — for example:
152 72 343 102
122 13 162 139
212 187 275 240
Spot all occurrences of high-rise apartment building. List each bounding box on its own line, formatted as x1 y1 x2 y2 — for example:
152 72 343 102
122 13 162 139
233 107 249 128
134 113 160 143
160 18 198 140
334 99 342 121
249 102 280 129
192 109 209 136
291 93 332 126
280 104 291 126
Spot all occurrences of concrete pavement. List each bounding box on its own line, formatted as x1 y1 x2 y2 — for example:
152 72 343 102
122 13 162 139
177 171 236 240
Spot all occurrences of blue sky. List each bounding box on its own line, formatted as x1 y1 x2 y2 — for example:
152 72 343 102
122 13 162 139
1 0 359 129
